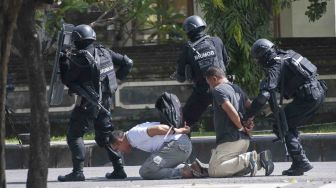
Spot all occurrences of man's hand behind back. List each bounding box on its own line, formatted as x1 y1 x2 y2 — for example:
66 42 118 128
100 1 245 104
242 118 255 136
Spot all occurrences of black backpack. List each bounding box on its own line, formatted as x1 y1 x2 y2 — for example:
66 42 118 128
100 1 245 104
155 92 183 128
277 50 318 98
283 50 317 79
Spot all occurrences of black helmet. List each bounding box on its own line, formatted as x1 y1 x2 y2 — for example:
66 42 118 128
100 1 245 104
251 39 275 60
71 24 96 43
183 15 206 34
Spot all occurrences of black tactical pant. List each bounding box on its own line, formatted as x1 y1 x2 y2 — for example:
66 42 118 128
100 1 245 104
283 80 325 159
183 88 212 131
66 96 121 173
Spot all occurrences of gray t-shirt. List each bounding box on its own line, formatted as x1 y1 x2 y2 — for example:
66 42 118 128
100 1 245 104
213 82 250 144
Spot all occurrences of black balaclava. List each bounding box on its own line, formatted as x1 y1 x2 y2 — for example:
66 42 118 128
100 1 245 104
188 28 206 42
259 47 278 68
74 39 95 54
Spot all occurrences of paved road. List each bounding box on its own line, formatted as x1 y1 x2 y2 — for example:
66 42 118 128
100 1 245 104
6 162 336 188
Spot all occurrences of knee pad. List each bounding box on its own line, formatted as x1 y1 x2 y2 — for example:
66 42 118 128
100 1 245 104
95 133 109 147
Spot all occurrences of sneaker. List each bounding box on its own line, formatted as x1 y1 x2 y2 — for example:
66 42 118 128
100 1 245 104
248 151 258 177
58 172 85 182
259 150 274 176
190 158 208 178
105 168 127 179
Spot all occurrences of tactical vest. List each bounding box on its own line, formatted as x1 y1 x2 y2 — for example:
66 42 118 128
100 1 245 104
188 36 224 83
279 50 317 98
94 46 118 94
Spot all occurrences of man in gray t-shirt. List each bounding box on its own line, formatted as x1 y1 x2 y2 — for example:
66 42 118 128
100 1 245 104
204 67 274 177
212 80 250 144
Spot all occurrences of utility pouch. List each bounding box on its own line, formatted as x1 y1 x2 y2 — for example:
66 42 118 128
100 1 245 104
319 80 328 92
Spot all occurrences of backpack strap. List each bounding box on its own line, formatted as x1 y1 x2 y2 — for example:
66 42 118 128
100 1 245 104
187 35 210 56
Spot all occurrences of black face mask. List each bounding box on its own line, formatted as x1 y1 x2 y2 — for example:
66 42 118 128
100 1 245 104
258 48 277 68
74 40 94 50
187 29 205 42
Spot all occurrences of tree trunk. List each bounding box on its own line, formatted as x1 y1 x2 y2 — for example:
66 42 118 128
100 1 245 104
0 1 22 188
16 1 50 188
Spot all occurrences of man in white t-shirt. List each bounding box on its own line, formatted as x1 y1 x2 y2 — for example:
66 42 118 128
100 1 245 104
109 122 202 179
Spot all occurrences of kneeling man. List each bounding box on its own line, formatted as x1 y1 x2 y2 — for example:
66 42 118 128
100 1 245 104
205 67 274 177
109 122 193 179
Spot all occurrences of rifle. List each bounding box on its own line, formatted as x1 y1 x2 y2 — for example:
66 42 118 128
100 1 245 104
270 91 289 160
69 83 112 117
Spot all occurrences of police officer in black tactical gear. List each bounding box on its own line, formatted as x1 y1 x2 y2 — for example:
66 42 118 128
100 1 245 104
57 24 133 182
174 15 230 131
245 38 326 176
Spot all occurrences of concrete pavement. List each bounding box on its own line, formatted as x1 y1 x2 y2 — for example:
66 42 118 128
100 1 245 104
6 162 336 188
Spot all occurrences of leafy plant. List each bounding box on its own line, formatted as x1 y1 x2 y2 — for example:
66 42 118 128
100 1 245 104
305 0 330 22
133 0 186 44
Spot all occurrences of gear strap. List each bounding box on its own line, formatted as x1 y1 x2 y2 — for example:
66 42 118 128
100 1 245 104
187 35 210 56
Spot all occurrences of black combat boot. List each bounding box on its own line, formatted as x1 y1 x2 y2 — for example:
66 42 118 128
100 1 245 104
105 158 127 179
58 171 85 182
282 152 313 176
58 161 85 182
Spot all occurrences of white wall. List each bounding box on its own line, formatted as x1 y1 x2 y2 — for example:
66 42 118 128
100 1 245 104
280 0 336 37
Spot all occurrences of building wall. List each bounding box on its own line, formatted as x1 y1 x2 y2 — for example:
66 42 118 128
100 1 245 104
280 0 336 37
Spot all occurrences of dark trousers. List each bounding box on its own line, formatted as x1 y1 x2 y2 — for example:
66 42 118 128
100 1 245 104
67 103 121 173
284 81 325 158
182 88 213 130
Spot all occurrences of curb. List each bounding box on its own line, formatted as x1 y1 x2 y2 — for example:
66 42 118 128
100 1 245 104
5 133 336 169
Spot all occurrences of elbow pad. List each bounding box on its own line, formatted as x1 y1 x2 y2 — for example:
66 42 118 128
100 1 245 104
256 90 270 105
123 55 133 68
116 55 133 80
246 90 270 118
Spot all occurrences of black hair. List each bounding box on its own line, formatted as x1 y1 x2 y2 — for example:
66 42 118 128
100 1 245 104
205 66 226 78
108 130 125 145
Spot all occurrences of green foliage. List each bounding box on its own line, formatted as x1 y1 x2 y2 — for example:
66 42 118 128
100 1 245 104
127 0 186 44
36 0 90 34
305 0 330 22
36 0 186 47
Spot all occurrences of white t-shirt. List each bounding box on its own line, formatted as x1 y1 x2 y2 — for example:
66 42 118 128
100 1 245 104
126 122 182 152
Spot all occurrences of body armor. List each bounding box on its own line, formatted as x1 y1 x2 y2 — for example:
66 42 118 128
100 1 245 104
95 46 118 93
188 36 225 84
